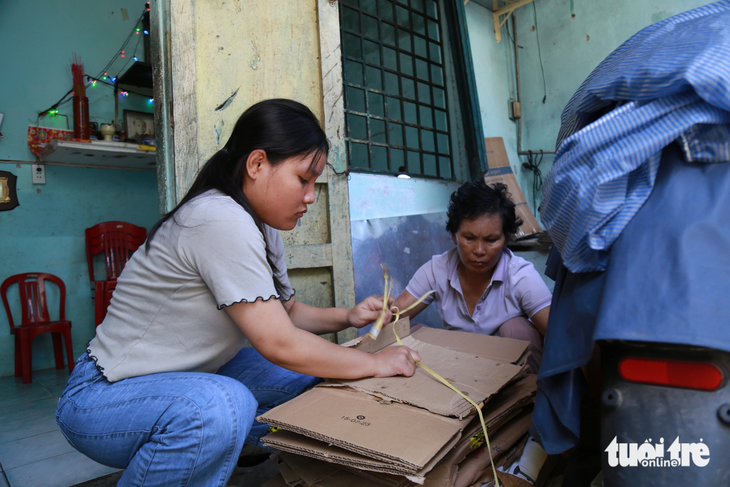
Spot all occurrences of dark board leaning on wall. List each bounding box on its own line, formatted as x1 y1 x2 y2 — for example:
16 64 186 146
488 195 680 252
351 212 453 333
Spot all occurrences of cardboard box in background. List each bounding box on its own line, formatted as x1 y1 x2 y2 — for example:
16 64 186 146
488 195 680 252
483 137 542 238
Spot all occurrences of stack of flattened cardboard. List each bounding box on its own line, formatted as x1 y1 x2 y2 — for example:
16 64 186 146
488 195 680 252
259 319 538 487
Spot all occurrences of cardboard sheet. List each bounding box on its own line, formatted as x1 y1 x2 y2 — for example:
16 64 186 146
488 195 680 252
422 461 458 487
324 335 523 418
411 326 528 365
263 428 463 482
345 319 528 366
326 323 527 419
265 430 415 476
262 377 535 485
260 324 535 486
343 318 412 353
259 386 467 470
420 382 535 487
478 375 537 427
467 440 530 487
345 319 528 365
453 409 533 487
420 375 536 487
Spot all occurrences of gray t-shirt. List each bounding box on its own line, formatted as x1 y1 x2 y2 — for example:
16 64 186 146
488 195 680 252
87 190 294 382
406 248 551 335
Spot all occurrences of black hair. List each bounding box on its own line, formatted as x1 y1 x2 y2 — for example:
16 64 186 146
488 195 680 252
445 181 523 237
146 98 329 295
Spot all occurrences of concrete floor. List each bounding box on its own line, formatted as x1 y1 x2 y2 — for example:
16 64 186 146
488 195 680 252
0 367 280 487
72 458 280 486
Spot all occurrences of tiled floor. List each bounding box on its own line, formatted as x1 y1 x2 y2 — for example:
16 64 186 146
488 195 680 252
0 368 119 487
0 368 281 487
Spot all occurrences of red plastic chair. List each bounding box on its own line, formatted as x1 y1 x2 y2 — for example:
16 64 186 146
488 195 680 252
1 273 75 383
85 221 146 326
94 280 117 327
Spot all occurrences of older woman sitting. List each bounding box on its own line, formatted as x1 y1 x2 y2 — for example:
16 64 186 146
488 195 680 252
393 180 551 373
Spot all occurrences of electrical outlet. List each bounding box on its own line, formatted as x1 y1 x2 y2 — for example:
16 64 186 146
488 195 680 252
510 101 522 120
32 164 46 184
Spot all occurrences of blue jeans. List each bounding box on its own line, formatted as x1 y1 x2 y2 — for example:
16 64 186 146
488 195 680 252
56 348 320 486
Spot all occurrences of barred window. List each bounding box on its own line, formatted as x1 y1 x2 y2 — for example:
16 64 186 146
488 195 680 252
340 0 456 179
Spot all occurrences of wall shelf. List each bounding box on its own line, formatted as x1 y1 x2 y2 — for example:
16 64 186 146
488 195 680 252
466 0 537 43
39 139 156 170
116 61 153 97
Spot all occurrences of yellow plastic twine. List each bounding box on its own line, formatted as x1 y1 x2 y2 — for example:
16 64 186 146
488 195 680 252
367 265 434 340
367 265 394 340
368 265 500 487
391 327 500 487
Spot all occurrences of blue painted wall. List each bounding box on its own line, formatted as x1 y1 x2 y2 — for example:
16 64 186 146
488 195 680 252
0 1 154 160
0 1 160 378
508 0 714 214
465 2 526 212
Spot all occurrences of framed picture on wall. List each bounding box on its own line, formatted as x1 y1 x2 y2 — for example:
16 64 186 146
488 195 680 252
123 110 154 143
0 171 19 211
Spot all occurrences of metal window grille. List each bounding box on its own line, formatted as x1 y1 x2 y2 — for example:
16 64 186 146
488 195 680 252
340 0 453 179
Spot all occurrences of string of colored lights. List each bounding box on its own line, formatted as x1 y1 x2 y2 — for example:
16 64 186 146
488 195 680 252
37 2 153 125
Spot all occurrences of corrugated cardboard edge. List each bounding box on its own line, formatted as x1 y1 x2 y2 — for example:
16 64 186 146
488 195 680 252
323 334 525 419
265 436 426 481
263 420 468 484
265 376 536 487
453 408 534 487
264 423 416 468
421 375 537 486
266 439 418 476
411 326 528 365
468 437 530 487
259 328 533 482
259 387 468 470
341 465 414 487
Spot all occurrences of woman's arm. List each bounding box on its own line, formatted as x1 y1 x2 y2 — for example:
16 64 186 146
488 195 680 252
530 306 550 336
392 289 429 321
282 295 392 334
225 297 419 379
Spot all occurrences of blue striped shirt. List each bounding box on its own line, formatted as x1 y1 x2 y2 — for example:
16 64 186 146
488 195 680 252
540 1 730 273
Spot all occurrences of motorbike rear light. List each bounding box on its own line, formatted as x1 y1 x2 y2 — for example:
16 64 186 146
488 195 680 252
618 357 723 391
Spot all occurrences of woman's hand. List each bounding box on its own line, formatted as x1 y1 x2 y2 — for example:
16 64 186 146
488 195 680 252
373 345 421 377
346 295 394 329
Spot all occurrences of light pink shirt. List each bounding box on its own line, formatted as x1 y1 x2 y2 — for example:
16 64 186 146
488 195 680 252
406 248 552 335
